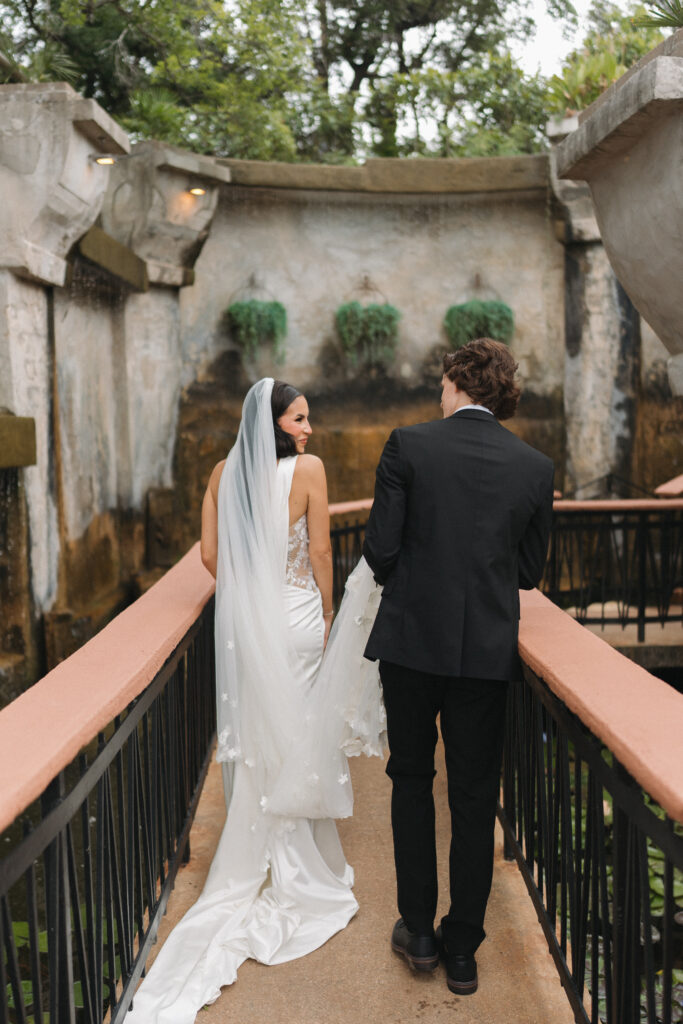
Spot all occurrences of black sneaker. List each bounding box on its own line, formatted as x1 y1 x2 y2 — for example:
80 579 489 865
436 926 478 994
391 918 439 971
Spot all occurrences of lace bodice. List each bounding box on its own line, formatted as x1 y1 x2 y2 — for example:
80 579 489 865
285 515 318 591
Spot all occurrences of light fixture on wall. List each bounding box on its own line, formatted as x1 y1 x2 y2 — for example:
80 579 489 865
89 152 144 166
188 186 207 196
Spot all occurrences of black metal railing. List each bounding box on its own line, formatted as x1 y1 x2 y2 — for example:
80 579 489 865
332 507 683 640
331 521 366 609
499 666 683 1024
543 507 683 641
0 597 215 1024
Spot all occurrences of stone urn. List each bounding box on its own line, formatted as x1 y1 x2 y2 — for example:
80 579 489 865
555 29 683 395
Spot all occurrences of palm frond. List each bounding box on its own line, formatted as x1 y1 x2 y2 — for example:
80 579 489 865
0 29 28 83
633 0 683 28
28 45 80 85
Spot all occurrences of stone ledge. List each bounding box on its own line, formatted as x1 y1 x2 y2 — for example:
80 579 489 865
219 153 549 194
0 82 130 156
577 27 683 125
0 415 36 468
556 56 683 180
78 226 149 291
157 148 231 185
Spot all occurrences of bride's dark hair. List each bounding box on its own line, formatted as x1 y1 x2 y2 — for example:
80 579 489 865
271 380 303 458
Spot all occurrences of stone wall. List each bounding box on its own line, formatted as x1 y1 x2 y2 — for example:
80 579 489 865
0 85 230 700
173 160 567 542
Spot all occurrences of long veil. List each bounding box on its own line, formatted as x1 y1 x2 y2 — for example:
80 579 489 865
215 377 386 822
215 378 301 803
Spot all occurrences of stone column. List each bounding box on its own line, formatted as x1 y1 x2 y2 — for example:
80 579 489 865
100 142 231 514
0 82 128 685
555 32 683 396
549 121 640 496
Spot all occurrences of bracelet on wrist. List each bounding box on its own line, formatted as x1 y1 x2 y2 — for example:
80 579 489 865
323 610 334 618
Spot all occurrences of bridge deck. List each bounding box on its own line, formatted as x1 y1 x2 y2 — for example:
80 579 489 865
140 743 575 1024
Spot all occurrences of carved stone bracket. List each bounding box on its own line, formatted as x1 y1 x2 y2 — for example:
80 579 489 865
556 31 683 395
100 141 231 287
0 82 130 287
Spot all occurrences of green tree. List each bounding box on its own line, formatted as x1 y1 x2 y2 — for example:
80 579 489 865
0 0 573 161
1 0 315 160
547 1 666 116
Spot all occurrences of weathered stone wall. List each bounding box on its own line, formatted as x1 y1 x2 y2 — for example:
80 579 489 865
174 163 567 538
181 170 565 401
0 272 59 611
0 86 230 697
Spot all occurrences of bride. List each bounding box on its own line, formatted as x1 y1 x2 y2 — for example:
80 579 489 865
125 378 384 1024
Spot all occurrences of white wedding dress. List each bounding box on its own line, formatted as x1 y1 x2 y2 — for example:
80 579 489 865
125 381 385 1024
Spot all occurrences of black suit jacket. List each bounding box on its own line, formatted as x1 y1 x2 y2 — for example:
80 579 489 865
362 410 554 680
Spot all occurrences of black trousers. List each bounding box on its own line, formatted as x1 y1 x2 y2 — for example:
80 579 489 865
379 660 508 956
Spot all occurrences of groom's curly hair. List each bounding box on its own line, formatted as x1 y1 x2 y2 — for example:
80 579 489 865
442 338 521 420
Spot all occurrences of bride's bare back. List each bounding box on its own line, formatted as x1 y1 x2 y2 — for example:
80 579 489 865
200 452 333 640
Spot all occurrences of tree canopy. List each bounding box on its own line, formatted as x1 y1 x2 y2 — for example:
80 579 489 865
547 1 665 116
0 0 671 161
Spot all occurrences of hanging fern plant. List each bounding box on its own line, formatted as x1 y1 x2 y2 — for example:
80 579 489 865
444 300 514 349
335 302 401 370
226 300 287 363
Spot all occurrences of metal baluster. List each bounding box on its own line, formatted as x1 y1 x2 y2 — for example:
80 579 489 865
595 784 613 1023
534 698 549 902
637 513 647 642
95 749 105 1021
114 726 132 973
24 821 44 1024
0 902 10 1024
65 819 96 1024
638 831 657 1024
42 773 76 1024
660 821 673 1024
571 753 586 992
612 762 641 1024
1 892 27 1023
102 768 118 1015
558 732 572 960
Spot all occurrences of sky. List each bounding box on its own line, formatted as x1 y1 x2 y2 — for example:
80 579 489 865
514 0 598 76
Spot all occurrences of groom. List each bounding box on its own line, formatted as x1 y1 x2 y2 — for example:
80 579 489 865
362 338 554 995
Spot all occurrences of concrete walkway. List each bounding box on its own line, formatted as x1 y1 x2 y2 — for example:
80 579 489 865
145 745 575 1024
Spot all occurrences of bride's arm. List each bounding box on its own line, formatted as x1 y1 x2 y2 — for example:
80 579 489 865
303 456 334 643
200 460 225 578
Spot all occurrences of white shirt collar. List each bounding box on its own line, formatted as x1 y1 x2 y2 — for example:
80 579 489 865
454 404 493 415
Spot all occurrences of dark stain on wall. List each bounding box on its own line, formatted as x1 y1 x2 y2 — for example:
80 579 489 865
564 247 584 359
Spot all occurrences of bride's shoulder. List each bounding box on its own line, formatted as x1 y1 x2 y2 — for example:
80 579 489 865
295 453 325 477
293 454 327 496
